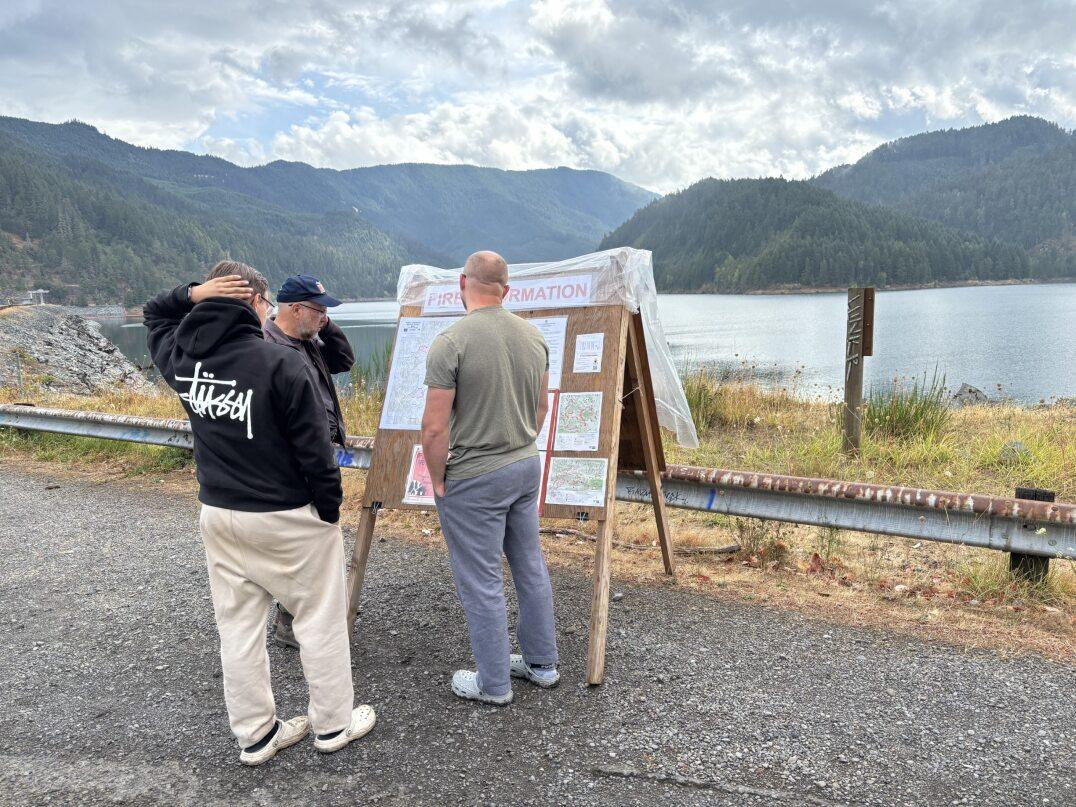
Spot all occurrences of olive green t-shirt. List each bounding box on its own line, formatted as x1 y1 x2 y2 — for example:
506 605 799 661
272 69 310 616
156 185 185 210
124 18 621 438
424 305 548 480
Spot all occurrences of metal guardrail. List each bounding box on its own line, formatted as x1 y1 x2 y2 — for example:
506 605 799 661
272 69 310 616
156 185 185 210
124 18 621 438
1 403 1073 562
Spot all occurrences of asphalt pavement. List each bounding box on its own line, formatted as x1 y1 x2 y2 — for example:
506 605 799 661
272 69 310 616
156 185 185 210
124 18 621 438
0 466 1072 806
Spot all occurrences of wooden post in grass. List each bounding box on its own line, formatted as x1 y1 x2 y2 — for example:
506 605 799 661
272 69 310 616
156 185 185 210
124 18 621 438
841 287 874 455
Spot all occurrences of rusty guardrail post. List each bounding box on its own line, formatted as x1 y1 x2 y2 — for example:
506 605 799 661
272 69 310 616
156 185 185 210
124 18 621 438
1011 487 1055 582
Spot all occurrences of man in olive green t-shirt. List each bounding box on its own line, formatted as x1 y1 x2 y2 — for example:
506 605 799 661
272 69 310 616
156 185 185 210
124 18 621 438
421 250 560 705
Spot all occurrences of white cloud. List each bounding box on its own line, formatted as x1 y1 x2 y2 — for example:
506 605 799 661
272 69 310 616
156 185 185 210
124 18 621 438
199 135 268 166
0 0 1072 191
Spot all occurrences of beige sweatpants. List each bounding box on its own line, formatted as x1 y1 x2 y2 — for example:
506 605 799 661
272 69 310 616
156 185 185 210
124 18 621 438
199 502 354 747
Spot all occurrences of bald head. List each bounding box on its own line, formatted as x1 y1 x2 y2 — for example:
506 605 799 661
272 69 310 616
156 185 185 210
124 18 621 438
459 250 510 311
464 251 508 287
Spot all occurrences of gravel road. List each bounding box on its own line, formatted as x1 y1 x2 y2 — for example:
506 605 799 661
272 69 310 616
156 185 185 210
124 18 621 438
0 466 1072 806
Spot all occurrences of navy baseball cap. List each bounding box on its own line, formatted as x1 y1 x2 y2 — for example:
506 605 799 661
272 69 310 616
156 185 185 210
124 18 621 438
276 274 341 307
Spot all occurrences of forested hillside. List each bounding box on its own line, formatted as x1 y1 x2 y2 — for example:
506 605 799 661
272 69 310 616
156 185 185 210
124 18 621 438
600 178 1029 292
2 113 1070 301
0 116 656 273
0 132 447 304
813 116 1074 278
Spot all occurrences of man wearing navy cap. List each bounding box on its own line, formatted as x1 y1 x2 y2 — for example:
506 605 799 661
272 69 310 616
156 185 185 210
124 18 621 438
264 275 355 649
263 274 354 450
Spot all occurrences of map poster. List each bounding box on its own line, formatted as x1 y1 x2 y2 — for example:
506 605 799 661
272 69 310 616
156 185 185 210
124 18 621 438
544 457 608 507
553 391 602 452
528 316 567 389
536 391 558 452
572 332 604 373
402 445 435 505
380 316 461 430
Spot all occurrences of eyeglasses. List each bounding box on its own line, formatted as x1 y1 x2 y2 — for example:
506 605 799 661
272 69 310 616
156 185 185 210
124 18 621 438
294 302 328 316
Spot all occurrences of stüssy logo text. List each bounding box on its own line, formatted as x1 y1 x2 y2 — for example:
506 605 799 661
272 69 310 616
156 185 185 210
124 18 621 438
175 361 254 439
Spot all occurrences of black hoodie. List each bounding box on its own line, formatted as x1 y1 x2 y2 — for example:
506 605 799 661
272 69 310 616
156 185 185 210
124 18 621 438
144 284 343 522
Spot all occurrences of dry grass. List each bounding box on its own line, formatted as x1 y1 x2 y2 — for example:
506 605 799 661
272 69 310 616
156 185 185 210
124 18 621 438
6 376 1072 500
0 385 192 473
340 388 383 438
0 385 187 416
2 378 1074 661
669 376 1075 501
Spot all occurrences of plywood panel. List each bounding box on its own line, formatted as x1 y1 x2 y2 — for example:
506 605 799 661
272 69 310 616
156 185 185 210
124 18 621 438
364 303 632 520
539 304 629 521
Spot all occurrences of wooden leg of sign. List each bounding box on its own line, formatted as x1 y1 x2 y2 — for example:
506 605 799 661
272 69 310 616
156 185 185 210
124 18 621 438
645 451 674 576
626 324 675 577
586 308 630 686
625 315 674 574
586 516 615 685
345 506 378 628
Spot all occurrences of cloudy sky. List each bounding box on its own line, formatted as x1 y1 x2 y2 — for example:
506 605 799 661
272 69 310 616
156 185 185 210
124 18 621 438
1 0 1073 192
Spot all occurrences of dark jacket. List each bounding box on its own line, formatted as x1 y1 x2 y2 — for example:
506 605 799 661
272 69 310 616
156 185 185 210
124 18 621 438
143 284 343 522
263 317 354 446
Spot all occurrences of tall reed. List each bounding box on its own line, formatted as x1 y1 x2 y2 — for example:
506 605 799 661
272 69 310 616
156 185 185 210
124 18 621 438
864 371 951 441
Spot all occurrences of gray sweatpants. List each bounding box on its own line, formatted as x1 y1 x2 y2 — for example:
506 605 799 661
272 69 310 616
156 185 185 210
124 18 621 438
435 455 558 696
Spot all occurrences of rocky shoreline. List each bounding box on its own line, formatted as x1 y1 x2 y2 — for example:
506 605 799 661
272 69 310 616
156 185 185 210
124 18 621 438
59 304 129 319
0 305 152 395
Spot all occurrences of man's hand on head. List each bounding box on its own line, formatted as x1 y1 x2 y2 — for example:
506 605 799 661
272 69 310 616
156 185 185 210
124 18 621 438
191 275 252 305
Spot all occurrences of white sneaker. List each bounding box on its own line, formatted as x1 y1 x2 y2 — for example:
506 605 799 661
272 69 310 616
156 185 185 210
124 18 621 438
239 716 309 766
451 670 514 705
313 705 377 753
510 654 561 688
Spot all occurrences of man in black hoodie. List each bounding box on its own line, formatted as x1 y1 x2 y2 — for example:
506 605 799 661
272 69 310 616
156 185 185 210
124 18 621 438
144 265 376 765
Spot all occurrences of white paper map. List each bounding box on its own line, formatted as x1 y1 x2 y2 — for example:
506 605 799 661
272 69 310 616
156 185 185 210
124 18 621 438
553 391 602 451
380 316 461 430
527 316 567 389
544 457 608 507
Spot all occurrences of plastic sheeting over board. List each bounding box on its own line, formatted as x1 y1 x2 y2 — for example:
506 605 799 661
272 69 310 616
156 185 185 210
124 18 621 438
397 247 700 448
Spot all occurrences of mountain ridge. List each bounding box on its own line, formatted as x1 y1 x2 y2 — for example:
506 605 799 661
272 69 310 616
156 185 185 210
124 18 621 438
0 128 450 304
0 116 657 264
1 113 1072 301
0 115 656 303
811 116 1074 277
600 176 1034 292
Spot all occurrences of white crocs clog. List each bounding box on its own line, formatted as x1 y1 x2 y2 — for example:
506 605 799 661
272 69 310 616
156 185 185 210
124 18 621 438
510 654 560 688
313 705 377 753
239 716 309 766
451 670 513 705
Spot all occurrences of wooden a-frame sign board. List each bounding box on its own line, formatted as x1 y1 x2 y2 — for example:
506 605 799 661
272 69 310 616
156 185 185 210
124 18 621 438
345 297 674 685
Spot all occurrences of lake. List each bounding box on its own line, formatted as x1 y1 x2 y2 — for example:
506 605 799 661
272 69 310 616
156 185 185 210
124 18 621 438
98 283 1076 404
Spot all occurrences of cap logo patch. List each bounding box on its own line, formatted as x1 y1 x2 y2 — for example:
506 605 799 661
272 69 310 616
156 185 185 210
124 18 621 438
316 282 325 293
